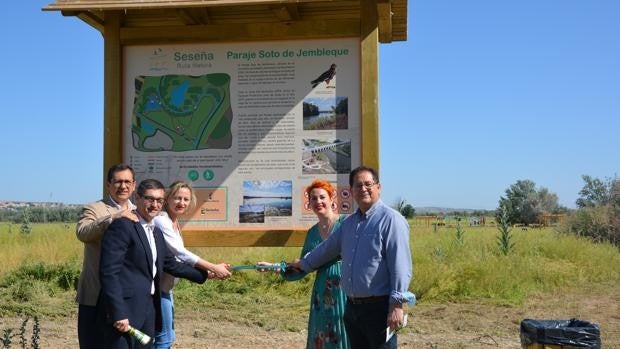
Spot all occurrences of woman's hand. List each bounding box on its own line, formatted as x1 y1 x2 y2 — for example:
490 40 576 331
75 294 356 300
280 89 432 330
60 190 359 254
209 262 232 279
256 261 281 272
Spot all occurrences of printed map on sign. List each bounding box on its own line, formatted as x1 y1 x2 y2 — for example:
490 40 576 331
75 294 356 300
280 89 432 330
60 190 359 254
131 74 233 152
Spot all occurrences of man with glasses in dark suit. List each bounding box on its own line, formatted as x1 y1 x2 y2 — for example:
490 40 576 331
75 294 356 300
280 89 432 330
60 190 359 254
99 179 208 349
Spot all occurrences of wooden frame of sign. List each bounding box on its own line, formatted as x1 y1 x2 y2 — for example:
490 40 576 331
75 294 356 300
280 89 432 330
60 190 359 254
44 0 408 246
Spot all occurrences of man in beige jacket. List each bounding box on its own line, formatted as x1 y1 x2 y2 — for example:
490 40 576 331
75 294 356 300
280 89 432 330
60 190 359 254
76 164 139 349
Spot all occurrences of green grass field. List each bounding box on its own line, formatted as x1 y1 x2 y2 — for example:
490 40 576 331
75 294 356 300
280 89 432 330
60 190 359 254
1 221 618 326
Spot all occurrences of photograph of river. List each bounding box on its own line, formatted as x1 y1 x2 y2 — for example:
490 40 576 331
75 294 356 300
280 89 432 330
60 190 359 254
242 180 293 218
302 96 348 130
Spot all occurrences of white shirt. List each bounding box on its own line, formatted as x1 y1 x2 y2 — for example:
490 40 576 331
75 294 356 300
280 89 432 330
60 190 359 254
153 212 200 292
139 217 157 295
108 195 136 211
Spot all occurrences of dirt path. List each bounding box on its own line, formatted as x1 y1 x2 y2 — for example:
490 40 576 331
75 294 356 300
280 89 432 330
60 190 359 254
6 287 618 348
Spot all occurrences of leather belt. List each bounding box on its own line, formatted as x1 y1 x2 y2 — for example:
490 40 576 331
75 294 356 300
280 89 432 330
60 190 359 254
347 295 389 304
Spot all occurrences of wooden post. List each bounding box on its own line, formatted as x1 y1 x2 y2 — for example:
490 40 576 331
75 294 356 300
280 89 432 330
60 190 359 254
360 1 380 170
103 11 123 191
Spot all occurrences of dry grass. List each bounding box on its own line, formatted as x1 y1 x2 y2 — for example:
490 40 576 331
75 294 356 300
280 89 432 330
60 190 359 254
0 223 81 277
1 222 619 347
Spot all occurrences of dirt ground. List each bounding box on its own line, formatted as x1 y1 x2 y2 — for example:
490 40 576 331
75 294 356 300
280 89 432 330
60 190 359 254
7 287 618 348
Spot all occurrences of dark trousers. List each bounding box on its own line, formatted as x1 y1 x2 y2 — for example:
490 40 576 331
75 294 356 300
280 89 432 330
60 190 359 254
78 304 104 349
343 298 396 349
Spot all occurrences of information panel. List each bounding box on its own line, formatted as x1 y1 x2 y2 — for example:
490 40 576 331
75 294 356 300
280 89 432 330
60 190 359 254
123 38 360 229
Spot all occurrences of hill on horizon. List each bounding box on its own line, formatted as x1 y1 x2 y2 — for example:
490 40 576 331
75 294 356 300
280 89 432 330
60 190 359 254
414 206 495 215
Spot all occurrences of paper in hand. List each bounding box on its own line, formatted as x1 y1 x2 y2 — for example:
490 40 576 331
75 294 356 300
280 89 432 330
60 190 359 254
386 314 408 342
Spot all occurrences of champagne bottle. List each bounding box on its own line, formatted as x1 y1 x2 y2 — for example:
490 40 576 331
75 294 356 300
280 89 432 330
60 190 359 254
127 326 151 346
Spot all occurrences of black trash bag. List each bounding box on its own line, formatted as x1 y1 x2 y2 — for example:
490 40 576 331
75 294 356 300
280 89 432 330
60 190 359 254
520 318 601 348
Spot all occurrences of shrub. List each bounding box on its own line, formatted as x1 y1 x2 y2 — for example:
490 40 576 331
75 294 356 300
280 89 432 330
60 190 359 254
19 210 32 236
496 207 515 255
0 261 80 316
393 198 415 219
559 204 619 246
0 262 79 290
0 317 40 349
1 328 12 348
400 204 416 219
454 223 465 246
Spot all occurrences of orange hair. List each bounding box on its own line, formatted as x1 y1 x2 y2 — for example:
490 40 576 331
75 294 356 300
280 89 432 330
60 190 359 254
305 179 336 199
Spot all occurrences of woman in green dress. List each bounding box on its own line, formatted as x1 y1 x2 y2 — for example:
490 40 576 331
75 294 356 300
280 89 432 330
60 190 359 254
260 179 349 349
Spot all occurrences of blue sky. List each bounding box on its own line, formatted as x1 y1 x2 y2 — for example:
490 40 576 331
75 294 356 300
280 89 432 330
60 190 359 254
243 180 293 197
1 1 618 209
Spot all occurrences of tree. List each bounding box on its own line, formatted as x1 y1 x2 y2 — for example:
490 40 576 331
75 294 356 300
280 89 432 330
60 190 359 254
334 97 348 114
393 197 406 213
576 175 614 208
497 179 561 225
302 102 319 116
401 204 416 219
20 209 32 235
0 206 81 223
560 175 620 246
392 197 416 219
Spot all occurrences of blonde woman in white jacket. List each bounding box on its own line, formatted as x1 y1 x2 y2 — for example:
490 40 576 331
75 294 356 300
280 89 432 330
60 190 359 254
152 181 232 349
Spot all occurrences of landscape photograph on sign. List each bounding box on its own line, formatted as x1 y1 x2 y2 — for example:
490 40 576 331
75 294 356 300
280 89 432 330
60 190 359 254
242 180 293 217
302 96 348 130
238 203 265 223
302 138 351 174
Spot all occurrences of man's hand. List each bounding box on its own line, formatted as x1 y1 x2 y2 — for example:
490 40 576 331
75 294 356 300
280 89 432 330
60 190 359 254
120 209 139 222
112 210 140 222
113 319 130 333
287 259 303 272
387 303 404 330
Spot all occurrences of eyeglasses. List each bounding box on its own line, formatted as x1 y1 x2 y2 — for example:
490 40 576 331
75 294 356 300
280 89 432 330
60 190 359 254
111 179 134 186
352 182 377 190
141 195 165 205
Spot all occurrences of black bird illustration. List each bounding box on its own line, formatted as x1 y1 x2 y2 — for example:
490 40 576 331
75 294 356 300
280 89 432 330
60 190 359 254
311 64 337 88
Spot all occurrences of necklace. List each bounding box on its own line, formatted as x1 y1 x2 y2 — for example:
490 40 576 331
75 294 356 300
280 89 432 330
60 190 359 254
318 214 338 239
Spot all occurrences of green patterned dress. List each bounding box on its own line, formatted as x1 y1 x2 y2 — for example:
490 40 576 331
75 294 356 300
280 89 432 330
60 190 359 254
282 215 349 349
